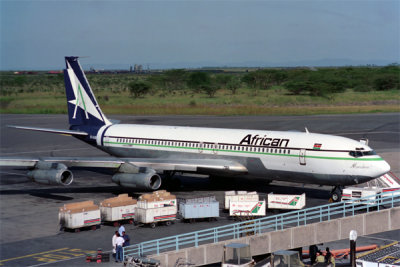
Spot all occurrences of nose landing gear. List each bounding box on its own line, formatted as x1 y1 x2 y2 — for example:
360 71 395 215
330 186 343 202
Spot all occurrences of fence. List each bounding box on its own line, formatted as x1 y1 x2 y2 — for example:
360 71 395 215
124 191 400 258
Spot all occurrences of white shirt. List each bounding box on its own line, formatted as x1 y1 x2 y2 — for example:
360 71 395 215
112 234 118 252
116 236 125 247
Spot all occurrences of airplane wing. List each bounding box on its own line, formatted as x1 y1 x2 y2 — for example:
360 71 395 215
0 157 248 175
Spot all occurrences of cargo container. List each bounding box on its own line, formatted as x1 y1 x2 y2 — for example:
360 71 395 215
59 200 101 231
135 206 177 228
135 191 177 228
224 191 259 210
267 193 306 210
229 200 266 216
179 201 219 221
100 194 137 226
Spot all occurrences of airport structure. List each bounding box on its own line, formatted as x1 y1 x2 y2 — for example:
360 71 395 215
124 192 400 266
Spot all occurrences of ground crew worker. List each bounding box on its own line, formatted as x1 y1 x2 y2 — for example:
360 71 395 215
115 233 125 263
316 250 325 264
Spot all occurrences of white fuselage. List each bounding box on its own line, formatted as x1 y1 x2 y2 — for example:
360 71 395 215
94 124 390 186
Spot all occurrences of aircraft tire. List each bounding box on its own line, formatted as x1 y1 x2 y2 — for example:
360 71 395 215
331 188 342 202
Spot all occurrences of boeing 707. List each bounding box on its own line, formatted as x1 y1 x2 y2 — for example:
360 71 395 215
0 57 391 201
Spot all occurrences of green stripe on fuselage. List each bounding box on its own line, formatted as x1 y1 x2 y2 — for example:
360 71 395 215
103 141 384 161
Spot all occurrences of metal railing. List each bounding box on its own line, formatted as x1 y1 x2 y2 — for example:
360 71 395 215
124 191 400 258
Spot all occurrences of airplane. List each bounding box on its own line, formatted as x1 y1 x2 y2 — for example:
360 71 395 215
0 57 391 201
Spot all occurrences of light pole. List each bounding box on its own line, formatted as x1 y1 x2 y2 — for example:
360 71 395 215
349 230 358 267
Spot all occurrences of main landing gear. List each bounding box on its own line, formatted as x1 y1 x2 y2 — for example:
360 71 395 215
330 186 343 202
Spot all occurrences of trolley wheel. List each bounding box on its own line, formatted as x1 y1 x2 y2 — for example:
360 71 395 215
74 228 80 233
165 221 171 226
91 225 97 231
150 223 156 228
113 222 119 227
129 219 134 224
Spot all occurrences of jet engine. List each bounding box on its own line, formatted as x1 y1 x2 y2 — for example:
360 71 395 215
112 163 161 191
27 161 73 186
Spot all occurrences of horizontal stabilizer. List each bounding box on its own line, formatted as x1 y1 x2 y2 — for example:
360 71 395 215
7 125 88 136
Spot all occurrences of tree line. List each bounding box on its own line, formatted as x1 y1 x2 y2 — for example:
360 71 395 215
128 64 400 98
1 64 399 98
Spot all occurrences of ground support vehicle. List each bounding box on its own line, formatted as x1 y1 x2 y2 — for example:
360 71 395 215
135 206 177 228
267 193 306 210
229 200 266 220
178 195 219 222
100 194 137 226
59 200 101 232
135 190 177 228
342 172 400 205
224 191 259 210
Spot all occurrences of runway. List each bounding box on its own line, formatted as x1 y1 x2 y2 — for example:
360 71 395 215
0 113 399 266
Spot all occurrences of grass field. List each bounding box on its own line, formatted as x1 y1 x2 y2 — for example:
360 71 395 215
1 66 399 115
1 88 399 115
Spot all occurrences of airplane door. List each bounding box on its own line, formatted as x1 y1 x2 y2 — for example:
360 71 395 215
198 142 204 153
299 149 306 165
213 143 218 154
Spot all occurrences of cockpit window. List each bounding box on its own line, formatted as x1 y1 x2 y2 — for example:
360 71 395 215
349 150 376 158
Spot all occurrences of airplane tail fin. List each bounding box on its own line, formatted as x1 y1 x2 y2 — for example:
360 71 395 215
64 57 111 129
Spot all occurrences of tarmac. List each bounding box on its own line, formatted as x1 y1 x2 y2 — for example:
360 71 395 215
0 113 399 266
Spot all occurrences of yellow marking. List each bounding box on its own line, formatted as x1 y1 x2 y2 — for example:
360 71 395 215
40 254 72 260
57 251 85 257
33 257 57 263
0 248 68 264
68 248 96 254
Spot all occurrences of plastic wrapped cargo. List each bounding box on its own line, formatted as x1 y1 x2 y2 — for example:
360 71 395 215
229 200 266 216
137 191 177 209
224 191 259 210
59 200 101 230
100 194 137 222
178 194 216 204
267 193 306 210
179 201 219 219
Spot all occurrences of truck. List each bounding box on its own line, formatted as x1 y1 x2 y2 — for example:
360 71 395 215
267 193 306 210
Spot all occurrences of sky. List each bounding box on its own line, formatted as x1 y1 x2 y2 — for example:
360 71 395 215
0 0 399 70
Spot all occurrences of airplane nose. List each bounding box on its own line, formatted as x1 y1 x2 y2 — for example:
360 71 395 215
377 159 391 177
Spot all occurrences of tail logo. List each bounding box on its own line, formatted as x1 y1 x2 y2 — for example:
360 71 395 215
66 62 104 122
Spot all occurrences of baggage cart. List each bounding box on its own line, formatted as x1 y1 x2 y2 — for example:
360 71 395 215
59 200 101 232
135 206 177 228
267 193 306 210
136 191 177 228
179 201 219 222
100 194 137 226
224 191 259 210
229 200 266 217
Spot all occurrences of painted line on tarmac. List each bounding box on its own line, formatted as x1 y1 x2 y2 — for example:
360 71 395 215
0 248 68 265
0 248 98 266
27 249 113 267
